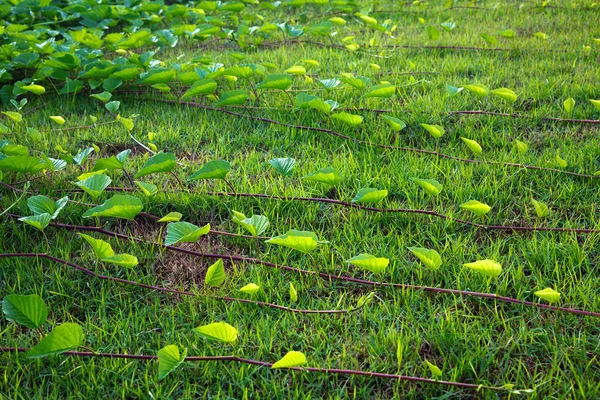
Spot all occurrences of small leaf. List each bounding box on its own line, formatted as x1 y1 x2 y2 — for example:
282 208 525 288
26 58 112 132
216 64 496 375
497 29 515 38
232 214 269 236
420 123 445 138
381 115 406 131
78 233 115 259
590 99 600 111
460 200 491 215
158 212 182 222
165 222 211 246
188 160 230 180
91 91 112 103
135 181 158 197
533 32 548 40
408 247 442 271
490 88 517 103
256 74 293 91
193 322 238 343
135 152 177 178
331 112 363 127
101 254 139 268
463 259 502 278
49 116 65 125
284 65 306 76
555 154 568 168
425 360 442 378
534 288 561 303
74 174 112 198
318 78 341 90
2 294 48 329
205 259 226 287
302 167 342 185
289 282 298 302
266 230 319 253
239 283 260 295
269 158 295 176
515 140 528 154
463 84 489 98
82 195 143 220
446 84 463 96
364 83 395 98
272 351 307 369
411 178 442 196
181 79 217 100
460 137 483 155
480 33 497 45
21 84 46 95
19 214 51 231
531 199 549 217
2 111 22 123
27 323 85 358
351 188 388 204
426 25 440 40
158 345 187 380
215 90 248 107
346 253 389 274
563 97 575 114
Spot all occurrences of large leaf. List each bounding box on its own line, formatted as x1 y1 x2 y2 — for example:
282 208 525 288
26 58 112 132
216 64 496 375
346 254 389 274
2 294 48 329
531 199 549 218
266 230 319 253
460 137 483 155
381 115 406 131
188 160 230 181
463 259 502 278
271 351 307 369
411 178 442 196
94 149 131 171
0 155 47 174
135 152 177 178
101 254 139 268
27 195 68 219
180 79 217 100
351 188 388 204
490 88 517 103
138 69 177 85
364 83 395 98
269 158 295 176
27 323 85 358
408 247 442 271
232 213 269 236
158 345 187 380
205 259 226 287
19 214 51 231
193 322 238 343
82 195 143 220
165 222 210 246
534 288 561 303
74 174 112 198
331 112 363 127
460 200 491 215
257 74 293 91
420 123 445 138
302 167 342 185
215 90 248 107
78 233 115 259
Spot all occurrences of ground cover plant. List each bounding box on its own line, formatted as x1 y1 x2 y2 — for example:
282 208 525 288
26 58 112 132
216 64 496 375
1 0 599 398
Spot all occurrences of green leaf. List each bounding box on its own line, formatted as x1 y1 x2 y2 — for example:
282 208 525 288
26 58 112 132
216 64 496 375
351 188 388 204
257 74 293 91
463 259 502 278
188 160 231 180
180 79 217 100
497 29 515 38
27 323 84 359
233 214 269 236
589 99 600 111
2 294 48 329
420 123 445 138
193 322 238 343
0 155 47 174
269 158 296 176
381 115 406 131
215 90 248 107
135 181 158 197
78 233 115 259
463 84 488 98
289 282 298 302
408 247 442 270
318 78 341 90
446 84 463 96
101 254 139 268
425 360 442 378
19 214 51 231
531 199 549 217
158 345 187 380
21 84 46 95
460 137 483 155
222 66 254 79
158 212 183 222
205 259 226 287
271 351 307 369
105 101 120 113
331 112 363 127
490 88 517 103
346 253 389 274
302 167 343 186
165 222 211 246
82 195 143 220
266 230 319 253
534 288 561 303
135 152 177 178
364 83 395 98
460 200 491 215
515 140 528 154
340 76 370 90
90 91 112 103
411 178 443 196
239 283 260 295
27 195 68 219
284 65 306 76
72 148 94 166
94 150 131 171
122 116 136 129
2 111 22 123
563 97 575 114
555 154 568 168
74 174 112 198
480 33 497 45
426 25 440 40
138 69 177 85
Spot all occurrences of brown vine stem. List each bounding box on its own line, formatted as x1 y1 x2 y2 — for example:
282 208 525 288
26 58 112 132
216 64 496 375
0 347 507 392
449 110 600 125
157 99 598 179
0 253 359 315
25 221 600 318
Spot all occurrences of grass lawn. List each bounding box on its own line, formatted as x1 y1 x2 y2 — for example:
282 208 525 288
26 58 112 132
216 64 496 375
1 0 599 398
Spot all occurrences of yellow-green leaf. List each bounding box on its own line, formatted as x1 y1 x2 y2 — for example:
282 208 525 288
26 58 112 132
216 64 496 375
420 123 445 138
271 351 307 369
158 212 183 222
463 259 502 278
192 322 238 343
289 282 298 302
531 199 549 217
22 84 46 95
2 111 22 123
534 288 561 303
490 88 517 103
555 154 567 168
239 283 260 295
205 259 226 287
515 140 528 154
157 345 187 380
590 99 600 111
463 84 488 98
49 116 65 125
346 253 389 274
408 247 442 270
563 97 575 114
284 65 306 76
425 360 442 378
460 200 491 215
460 137 483 155
411 178 442 196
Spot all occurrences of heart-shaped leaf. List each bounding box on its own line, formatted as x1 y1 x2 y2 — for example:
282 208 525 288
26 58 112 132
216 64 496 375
165 222 210 246
232 214 269 236
180 79 217 100
74 174 112 198
408 247 442 270
589 99 600 111
0 155 48 174
534 288 561 303
193 322 238 343
426 25 440 40
135 181 158 197
302 167 342 185
27 195 68 219
331 112 363 127
205 259 226 287
82 195 143 220
515 140 528 154
19 213 51 231
268 158 295 176
463 259 502 278
101 253 139 268
2 294 48 329
318 78 341 90
460 200 491 215
257 74 293 90
266 230 319 253
239 283 260 295
412 178 442 196
94 149 131 171
135 152 177 178
49 116 66 125
22 84 46 95
460 137 483 155
271 351 307 369
158 212 183 222
188 160 230 180
78 233 115 259
420 123 445 138
27 323 85 358
490 88 517 103
215 90 248 107
346 253 389 274
531 199 549 217
351 188 388 204
381 115 406 131
364 83 395 98
158 345 187 380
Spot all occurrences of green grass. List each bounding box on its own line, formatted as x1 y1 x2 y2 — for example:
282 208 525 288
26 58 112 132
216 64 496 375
1 1 600 398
